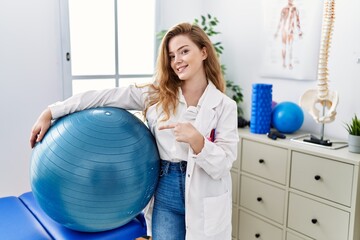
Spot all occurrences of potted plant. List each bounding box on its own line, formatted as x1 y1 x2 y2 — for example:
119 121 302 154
345 114 360 153
158 14 248 128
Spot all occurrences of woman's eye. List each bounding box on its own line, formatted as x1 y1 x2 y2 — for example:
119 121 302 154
181 49 189 55
169 55 175 61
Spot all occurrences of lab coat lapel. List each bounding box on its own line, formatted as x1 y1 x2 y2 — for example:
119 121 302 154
194 82 222 135
186 82 223 204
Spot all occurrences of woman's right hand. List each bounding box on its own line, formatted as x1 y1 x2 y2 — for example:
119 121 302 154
30 108 52 148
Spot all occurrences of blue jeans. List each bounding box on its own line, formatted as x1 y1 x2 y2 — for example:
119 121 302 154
152 160 187 240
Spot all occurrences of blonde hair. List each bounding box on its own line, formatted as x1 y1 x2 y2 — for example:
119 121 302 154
145 22 225 121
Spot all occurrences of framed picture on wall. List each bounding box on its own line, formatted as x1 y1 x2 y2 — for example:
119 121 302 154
261 0 323 81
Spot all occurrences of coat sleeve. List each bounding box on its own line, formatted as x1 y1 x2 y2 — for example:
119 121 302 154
49 85 148 119
191 99 239 180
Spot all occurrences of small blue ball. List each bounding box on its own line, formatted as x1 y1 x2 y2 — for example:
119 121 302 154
31 107 160 232
271 101 304 133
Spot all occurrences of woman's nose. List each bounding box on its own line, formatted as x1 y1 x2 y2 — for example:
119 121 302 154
174 55 182 63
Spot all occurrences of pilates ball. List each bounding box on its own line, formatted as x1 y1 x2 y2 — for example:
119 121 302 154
271 101 304 133
30 107 160 232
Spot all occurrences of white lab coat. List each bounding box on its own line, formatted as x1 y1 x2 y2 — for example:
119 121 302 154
49 81 239 240
181 82 239 240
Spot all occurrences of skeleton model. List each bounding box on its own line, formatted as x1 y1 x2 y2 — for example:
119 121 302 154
299 0 337 144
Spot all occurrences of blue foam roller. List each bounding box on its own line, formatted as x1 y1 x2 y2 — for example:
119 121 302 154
250 83 273 134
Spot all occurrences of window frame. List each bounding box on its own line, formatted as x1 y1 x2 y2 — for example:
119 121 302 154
59 0 159 98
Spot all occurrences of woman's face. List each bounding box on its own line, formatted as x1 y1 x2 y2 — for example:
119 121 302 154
168 34 207 82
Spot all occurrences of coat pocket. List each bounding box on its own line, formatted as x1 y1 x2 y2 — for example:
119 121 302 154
203 191 231 236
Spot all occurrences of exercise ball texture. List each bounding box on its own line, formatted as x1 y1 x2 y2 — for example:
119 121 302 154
271 101 304 133
30 107 160 232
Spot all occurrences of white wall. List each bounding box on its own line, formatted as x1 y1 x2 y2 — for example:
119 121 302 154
0 0 63 197
156 0 203 31
1 0 359 197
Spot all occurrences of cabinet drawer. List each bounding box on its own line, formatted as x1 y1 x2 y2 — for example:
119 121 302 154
290 151 354 206
232 145 241 170
231 170 238 205
240 175 285 224
232 205 239 239
242 139 288 184
239 210 283 240
286 232 308 240
288 193 349 240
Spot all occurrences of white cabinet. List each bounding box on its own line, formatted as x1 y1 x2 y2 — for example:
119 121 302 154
240 175 286 224
239 210 283 240
232 129 360 240
241 140 288 184
288 193 349 240
290 151 354 206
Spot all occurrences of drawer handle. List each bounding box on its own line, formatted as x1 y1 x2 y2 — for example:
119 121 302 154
311 218 318 224
258 159 265 164
314 175 321 181
255 233 261 238
256 197 263 202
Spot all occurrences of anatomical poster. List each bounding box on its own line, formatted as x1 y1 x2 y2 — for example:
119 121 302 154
261 0 323 80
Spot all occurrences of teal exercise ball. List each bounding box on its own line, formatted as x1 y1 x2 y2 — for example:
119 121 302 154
271 101 304 133
30 107 160 232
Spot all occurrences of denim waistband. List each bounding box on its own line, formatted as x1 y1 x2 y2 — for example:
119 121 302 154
160 160 187 174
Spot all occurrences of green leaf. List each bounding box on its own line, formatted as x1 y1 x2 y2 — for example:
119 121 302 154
345 114 360 135
201 15 206 25
156 30 167 40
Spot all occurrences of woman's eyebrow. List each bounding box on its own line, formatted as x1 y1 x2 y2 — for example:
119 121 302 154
169 45 189 54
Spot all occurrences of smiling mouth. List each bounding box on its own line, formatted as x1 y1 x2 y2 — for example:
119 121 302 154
177 65 188 73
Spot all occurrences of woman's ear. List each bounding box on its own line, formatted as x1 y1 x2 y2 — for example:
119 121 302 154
201 47 208 60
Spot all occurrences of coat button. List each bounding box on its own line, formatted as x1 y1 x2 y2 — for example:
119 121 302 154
187 174 190 177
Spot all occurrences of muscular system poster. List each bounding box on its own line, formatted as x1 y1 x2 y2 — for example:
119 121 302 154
261 0 323 81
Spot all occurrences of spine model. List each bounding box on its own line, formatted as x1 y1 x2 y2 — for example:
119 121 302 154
300 0 338 124
317 0 335 100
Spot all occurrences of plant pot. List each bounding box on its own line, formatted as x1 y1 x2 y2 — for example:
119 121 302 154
348 134 360 153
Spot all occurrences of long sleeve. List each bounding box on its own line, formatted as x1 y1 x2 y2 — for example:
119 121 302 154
49 85 148 119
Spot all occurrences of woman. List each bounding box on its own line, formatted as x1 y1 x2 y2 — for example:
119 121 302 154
30 22 239 240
